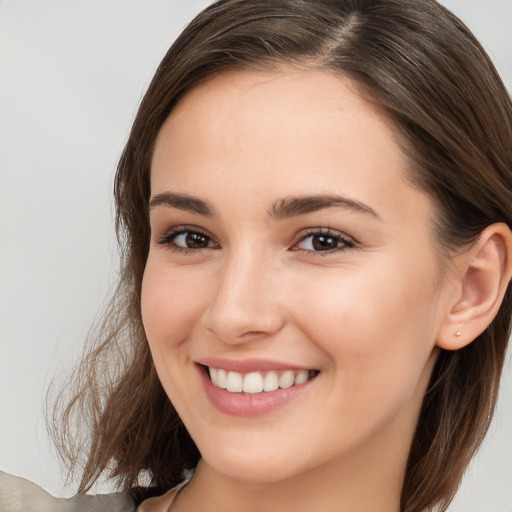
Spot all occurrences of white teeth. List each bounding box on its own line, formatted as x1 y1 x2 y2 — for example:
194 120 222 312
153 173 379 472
242 372 264 394
226 371 243 392
278 370 295 389
263 371 279 392
294 370 309 386
209 367 314 394
217 368 228 389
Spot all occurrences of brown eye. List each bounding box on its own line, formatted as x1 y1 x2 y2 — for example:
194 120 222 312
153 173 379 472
310 234 339 251
294 229 355 253
182 232 211 248
157 228 219 251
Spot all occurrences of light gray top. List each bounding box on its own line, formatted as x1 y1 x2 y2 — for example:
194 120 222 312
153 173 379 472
0 471 135 512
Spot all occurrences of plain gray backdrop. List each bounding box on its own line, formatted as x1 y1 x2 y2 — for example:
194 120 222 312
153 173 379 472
1 1 511 510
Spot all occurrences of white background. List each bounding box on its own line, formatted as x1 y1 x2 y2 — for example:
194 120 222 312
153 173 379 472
0 1 511 510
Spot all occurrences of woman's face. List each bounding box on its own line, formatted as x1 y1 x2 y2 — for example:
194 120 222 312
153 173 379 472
142 69 455 484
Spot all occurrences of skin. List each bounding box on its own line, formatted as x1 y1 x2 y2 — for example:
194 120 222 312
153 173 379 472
141 68 461 512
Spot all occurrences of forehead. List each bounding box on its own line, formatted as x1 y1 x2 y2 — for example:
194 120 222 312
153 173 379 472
151 68 431 226
164 67 397 152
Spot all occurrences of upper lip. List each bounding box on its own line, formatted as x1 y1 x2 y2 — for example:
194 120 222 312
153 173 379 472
196 357 313 374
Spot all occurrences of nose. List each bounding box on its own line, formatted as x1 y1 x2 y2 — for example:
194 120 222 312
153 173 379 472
201 247 285 344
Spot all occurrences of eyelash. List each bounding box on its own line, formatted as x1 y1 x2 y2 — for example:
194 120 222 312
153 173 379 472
156 226 219 254
156 226 355 256
293 228 355 256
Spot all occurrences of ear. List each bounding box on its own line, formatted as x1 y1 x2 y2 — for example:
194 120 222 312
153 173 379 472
437 223 512 350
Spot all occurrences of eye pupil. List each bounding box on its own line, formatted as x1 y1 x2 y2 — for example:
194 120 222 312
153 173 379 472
312 235 338 251
186 232 209 248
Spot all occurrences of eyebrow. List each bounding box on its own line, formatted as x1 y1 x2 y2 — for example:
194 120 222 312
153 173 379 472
269 195 381 220
149 192 215 216
149 191 380 221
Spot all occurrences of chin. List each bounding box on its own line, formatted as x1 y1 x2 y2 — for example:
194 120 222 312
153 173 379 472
207 456 303 485
196 436 310 484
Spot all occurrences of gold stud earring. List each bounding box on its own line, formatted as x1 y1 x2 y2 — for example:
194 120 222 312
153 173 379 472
455 331 462 337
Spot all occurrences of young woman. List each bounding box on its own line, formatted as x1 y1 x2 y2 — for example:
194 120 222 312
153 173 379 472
2 1 511 511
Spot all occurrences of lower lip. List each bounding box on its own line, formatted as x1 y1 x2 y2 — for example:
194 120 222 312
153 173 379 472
198 366 316 417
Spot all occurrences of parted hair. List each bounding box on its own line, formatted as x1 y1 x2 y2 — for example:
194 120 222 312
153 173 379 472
52 1 512 511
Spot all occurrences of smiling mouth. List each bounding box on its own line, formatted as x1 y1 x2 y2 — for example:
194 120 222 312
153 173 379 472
205 366 319 394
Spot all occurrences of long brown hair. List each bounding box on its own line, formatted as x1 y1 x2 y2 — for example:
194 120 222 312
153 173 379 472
52 1 512 510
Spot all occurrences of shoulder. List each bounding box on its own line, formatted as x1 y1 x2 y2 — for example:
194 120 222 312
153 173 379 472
137 481 188 512
0 471 135 512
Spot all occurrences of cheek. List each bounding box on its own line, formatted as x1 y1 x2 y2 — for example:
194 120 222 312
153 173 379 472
291 258 441 398
296 258 438 336
140 258 213 413
141 258 209 356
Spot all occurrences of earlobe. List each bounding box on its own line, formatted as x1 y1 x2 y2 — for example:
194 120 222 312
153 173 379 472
437 223 512 351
